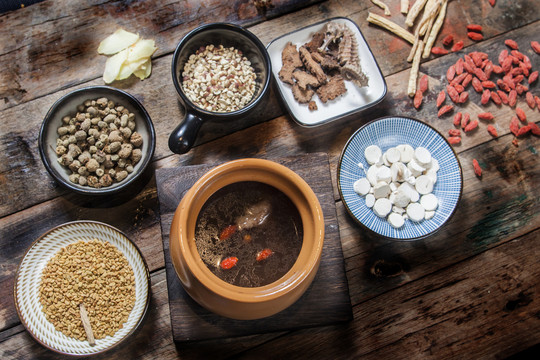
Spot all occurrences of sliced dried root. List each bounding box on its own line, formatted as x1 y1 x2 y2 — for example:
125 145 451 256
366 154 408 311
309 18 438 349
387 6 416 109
401 0 409 14
408 40 424 97
366 12 415 44
371 0 391 16
405 0 428 27
423 0 448 58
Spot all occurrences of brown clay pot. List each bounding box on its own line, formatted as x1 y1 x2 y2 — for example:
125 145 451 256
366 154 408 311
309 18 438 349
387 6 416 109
169 158 324 320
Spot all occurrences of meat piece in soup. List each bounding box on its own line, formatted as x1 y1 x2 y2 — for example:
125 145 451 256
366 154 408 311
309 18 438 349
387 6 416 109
195 182 303 287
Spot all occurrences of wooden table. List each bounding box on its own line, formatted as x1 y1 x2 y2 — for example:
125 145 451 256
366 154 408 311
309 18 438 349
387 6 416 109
1 0 539 358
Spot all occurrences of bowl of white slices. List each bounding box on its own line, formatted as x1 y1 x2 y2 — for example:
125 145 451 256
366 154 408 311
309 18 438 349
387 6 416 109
338 116 463 240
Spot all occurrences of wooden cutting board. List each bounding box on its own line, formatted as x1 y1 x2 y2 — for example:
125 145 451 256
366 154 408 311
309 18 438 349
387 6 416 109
155 153 352 342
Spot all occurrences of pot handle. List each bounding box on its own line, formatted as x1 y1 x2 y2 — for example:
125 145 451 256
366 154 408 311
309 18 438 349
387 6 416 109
168 111 204 154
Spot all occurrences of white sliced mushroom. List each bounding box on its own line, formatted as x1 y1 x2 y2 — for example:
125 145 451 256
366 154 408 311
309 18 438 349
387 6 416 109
407 158 426 177
415 175 434 195
374 182 391 199
391 162 407 182
365 194 375 208
373 198 392 217
386 147 401 164
376 165 392 183
397 144 415 163
414 146 432 166
367 165 380 187
365 145 382 165
406 202 425 222
353 178 371 196
388 212 405 228
420 193 439 211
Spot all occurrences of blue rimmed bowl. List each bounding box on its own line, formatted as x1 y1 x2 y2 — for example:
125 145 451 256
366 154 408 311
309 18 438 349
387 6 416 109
338 116 463 240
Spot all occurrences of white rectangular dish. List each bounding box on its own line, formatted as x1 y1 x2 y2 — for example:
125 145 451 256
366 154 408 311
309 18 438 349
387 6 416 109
267 17 387 127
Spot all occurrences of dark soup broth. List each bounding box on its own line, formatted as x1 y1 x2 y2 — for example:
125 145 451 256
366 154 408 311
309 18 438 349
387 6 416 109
194 181 303 287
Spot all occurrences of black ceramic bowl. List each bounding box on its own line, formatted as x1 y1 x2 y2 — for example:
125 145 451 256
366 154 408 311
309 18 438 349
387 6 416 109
38 86 156 195
169 23 271 154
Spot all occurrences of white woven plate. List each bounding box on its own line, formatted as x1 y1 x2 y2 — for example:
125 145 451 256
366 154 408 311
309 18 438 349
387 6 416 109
14 221 150 356
338 116 463 240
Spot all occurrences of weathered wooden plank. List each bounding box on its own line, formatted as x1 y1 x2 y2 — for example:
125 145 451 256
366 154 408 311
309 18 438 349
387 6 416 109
0 0 323 111
226 228 540 359
1 3 539 218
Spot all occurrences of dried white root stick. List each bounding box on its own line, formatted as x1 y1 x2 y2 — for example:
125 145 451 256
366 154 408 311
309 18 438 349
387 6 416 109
371 0 391 16
406 0 441 62
418 0 441 36
401 0 409 14
423 0 448 58
367 12 415 44
405 0 428 27
408 40 424 97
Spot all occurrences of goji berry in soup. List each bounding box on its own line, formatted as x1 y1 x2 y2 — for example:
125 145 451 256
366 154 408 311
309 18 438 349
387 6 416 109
194 181 303 287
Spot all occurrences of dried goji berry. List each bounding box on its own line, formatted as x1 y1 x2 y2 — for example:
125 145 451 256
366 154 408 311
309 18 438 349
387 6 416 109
220 256 238 269
503 75 516 90
487 125 498 137
419 74 429 93
453 112 462 127
488 0 495 6
484 61 494 78
219 224 237 241
498 50 508 65
481 80 496 88
438 105 454 117
492 65 503 74
510 67 523 77
490 91 502 105
511 50 524 61
464 120 479 132
463 73 473 87
431 47 449 55
458 91 469 103
497 90 509 105
448 129 461 136
463 61 475 74
455 58 464 74
461 113 471 129
481 89 491 105
442 34 454 47
447 136 461 145
531 41 540 54
502 56 513 73
474 68 488 81
256 248 273 262
516 107 527 122
529 71 539 84
526 92 536 109
517 125 531 137
467 24 483 32
413 89 423 109
471 52 484 67
516 84 528 96
508 90 517 107
437 90 446 108
519 62 530 77
472 77 484 93
472 159 482 177
510 116 520 136
535 96 540 109
451 73 467 87
451 40 464 52
497 79 510 92
447 85 459 103
512 138 519 147
529 122 540 136
504 39 519 50
522 55 532 70
454 84 465 93
478 112 494 121
447 65 456 81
